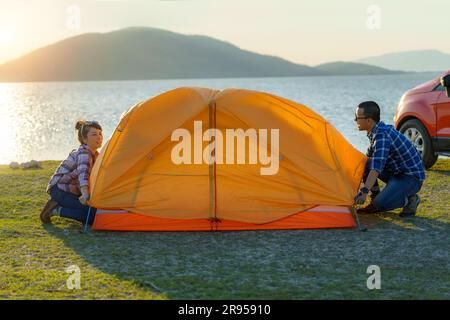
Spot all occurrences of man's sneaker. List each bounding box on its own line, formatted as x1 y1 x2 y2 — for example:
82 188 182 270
399 194 421 218
357 202 379 214
40 199 58 223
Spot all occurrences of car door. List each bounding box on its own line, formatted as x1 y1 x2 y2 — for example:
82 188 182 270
436 87 450 151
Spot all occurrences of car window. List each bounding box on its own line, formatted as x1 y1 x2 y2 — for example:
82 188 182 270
433 84 445 91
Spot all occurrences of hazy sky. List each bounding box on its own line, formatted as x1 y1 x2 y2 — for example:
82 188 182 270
0 0 449 65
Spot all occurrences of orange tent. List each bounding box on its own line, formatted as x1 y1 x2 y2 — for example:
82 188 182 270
89 87 367 231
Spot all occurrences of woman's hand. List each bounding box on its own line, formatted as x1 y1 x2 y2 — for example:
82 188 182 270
79 194 90 205
79 186 90 205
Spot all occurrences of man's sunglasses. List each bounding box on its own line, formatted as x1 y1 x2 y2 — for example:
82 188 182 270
354 116 368 121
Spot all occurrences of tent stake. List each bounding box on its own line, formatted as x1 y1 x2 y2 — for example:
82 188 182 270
82 206 92 234
351 205 367 232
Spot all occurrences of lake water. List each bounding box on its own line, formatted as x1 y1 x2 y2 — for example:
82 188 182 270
0 72 441 164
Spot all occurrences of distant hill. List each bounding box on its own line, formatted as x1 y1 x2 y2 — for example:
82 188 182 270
0 27 405 82
315 61 404 75
356 49 450 72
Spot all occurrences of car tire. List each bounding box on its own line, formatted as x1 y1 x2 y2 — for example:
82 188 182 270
399 119 438 169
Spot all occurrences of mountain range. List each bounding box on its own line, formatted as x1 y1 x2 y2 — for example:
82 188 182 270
356 49 450 72
1 27 440 82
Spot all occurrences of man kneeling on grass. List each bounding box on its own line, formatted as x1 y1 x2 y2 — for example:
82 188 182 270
354 101 425 217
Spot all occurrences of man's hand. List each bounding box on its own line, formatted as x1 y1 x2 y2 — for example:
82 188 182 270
354 191 368 205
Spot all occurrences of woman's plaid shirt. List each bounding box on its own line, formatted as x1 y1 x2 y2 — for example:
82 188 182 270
46 144 99 196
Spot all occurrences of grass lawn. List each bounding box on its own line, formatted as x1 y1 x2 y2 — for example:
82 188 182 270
0 159 449 299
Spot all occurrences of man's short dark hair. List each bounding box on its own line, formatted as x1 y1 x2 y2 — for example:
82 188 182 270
358 101 380 123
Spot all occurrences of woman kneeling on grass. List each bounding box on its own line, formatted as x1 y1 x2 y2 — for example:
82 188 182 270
40 120 103 225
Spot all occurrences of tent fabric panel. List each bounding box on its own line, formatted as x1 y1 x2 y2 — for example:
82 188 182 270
92 206 355 231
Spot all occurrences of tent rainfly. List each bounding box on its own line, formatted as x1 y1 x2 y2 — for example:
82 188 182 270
88 87 367 231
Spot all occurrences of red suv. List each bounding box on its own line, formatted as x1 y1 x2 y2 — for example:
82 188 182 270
394 70 450 169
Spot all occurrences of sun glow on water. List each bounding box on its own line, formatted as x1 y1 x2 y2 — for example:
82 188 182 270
0 84 17 164
0 73 440 165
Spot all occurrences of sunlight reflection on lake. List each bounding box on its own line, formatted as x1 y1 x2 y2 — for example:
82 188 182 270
0 72 441 164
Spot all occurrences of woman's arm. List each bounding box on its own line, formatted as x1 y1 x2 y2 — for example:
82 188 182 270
76 150 93 203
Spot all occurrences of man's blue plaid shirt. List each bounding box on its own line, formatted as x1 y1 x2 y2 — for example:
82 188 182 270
365 121 425 181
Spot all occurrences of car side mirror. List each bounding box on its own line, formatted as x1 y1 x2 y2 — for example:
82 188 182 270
441 74 450 98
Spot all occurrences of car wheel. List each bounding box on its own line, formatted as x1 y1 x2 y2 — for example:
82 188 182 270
399 119 438 169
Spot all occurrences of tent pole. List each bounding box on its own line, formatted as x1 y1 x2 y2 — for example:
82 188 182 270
208 100 218 230
83 206 92 234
